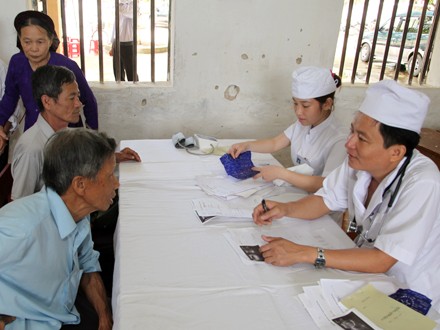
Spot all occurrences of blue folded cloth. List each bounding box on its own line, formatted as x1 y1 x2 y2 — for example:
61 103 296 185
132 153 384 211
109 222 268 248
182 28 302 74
389 288 432 315
220 151 258 180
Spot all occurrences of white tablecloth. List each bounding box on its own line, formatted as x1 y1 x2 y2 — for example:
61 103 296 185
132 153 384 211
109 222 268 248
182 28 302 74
112 139 360 329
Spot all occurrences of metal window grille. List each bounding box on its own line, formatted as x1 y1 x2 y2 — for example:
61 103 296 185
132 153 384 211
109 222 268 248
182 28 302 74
35 0 171 83
335 0 439 85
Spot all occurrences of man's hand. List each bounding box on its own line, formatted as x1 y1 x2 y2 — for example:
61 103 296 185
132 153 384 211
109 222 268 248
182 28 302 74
259 235 313 267
80 273 113 330
115 147 141 163
0 315 16 330
252 200 288 226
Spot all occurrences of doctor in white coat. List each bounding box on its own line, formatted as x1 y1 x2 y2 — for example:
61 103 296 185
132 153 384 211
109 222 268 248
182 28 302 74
253 80 440 313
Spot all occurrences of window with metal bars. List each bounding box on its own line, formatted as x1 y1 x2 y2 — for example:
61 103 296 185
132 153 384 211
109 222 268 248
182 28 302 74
34 0 171 83
334 0 439 86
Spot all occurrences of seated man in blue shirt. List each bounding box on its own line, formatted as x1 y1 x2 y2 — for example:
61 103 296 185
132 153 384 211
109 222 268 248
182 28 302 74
0 128 118 329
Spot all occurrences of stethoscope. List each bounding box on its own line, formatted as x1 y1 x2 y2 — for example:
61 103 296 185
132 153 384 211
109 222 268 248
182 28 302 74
348 153 412 247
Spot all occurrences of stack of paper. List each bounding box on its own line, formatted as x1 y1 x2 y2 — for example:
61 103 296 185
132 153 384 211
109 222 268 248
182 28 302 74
298 277 437 330
196 175 273 200
341 284 436 330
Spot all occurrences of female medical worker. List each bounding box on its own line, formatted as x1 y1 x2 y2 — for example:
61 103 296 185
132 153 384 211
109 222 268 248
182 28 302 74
228 66 347 193
0 10 98 151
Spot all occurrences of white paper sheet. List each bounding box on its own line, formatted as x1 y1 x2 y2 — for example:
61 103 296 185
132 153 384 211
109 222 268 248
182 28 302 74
192 197 253 218
224 219 355 265
196 175 273 200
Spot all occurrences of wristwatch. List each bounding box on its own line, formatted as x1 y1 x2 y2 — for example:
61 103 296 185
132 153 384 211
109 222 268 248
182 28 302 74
314 247 326 269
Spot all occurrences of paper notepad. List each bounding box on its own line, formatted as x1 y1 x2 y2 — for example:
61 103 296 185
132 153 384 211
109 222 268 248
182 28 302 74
341 284 436 330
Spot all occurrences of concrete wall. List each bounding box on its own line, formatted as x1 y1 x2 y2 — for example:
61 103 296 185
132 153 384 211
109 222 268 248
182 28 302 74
0 2 26 62
2 0 439 149
93 0 347 143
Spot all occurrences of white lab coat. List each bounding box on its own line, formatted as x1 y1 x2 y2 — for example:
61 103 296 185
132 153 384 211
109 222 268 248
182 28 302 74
284 112 347 176
316 151 440 312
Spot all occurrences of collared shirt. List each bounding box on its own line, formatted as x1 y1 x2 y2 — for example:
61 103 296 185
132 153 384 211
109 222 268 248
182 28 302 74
0 187 101 329
11 114 55 200
0 51 98 130
284 112 348 176
112 1 134 43
316 151 440 312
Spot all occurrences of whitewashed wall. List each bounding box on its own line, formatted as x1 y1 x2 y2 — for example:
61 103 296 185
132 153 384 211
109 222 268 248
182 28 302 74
2 0 439 149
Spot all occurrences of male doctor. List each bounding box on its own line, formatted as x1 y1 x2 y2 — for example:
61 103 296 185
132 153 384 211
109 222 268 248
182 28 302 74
253 80 440 312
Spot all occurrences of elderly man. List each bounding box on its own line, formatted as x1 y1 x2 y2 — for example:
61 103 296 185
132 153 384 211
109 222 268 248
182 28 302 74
253 80 440 312
11 64 140 200
0 128 119 329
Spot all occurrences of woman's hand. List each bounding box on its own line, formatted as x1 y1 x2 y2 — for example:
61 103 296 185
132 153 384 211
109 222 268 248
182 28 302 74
252 165 285 182
228 142 250 159
0 126 8 153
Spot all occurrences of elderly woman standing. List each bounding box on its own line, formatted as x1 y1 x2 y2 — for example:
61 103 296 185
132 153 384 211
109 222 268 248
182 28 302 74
0 10 98 151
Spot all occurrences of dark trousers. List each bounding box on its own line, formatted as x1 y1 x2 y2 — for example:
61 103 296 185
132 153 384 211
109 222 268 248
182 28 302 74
112 41 136 81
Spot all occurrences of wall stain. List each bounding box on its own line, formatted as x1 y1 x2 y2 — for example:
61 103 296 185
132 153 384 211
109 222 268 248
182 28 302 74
261 54 266 59
214 85 219 90
192 52 198 56
141 99 147 106
296 56 303 64
241 53 248 60
224 85 240 101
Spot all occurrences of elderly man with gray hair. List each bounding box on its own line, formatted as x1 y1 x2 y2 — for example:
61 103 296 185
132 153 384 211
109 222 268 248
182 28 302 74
0 128 118 329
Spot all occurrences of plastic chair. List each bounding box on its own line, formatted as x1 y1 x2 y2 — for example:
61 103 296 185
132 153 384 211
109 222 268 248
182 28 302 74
89 39 99 55
67 37 81 58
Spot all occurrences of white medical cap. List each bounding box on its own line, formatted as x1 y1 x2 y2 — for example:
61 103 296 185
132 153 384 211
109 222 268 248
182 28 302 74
359 80 430 134
291 66 337 99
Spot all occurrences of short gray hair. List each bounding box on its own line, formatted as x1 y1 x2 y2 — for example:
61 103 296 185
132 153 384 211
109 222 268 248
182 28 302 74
43 128 117 195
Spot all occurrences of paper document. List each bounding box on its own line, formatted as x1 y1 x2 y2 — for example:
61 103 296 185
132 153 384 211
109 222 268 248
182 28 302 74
299 287 341 329
298 277 404 330
341 284 436 330
196 175 273 200
192 197 253 222
224 221 354 265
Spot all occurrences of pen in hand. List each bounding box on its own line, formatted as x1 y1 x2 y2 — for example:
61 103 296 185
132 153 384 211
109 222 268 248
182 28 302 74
262 199 269 213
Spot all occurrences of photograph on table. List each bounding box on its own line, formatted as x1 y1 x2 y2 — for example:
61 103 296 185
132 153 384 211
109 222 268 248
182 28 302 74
240 245 264 262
